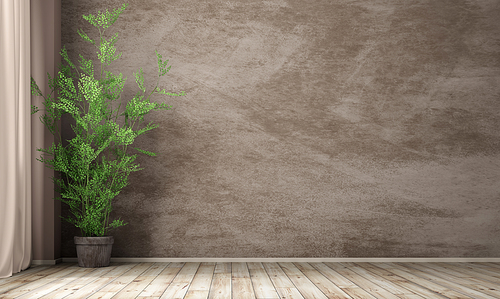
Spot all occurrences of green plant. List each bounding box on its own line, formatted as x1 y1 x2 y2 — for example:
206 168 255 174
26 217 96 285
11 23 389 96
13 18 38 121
31 3 184 237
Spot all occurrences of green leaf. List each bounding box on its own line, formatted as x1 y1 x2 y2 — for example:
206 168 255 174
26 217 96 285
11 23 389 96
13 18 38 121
60 46 76 70
30 77 43 96
31 105 39 115
156 89 185 96
79 54 94 76
155 50 171 77
134 68 145 93
134 147 157 156
77 29 95 45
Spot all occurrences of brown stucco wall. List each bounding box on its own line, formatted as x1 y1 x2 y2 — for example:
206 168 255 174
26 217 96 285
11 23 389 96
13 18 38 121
60 0 500 257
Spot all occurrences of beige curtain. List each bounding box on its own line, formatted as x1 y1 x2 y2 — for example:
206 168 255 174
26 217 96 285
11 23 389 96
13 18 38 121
0 0 32 278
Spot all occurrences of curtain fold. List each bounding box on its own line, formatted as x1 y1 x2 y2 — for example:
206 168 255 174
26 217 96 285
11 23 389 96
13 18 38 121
0 0 32 278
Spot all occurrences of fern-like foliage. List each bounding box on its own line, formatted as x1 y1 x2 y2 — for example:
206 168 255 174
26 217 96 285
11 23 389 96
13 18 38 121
31 3 184 237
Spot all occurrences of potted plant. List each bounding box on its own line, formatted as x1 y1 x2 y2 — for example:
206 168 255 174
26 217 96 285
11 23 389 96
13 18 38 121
31 3 184 268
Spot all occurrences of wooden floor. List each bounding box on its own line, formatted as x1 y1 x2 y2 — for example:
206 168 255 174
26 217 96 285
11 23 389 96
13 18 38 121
1 262 499 298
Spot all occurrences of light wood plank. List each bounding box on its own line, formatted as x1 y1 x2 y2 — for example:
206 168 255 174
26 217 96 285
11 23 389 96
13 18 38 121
279 262 329 299
214 262 231 274
232 262 250 279
39 265 118 299
340 262 423 298
395 262 497 299
442 262 500 282
0 266 50 287
246 263 263 270
208 263 231 299
0 263 71 294
15 267 95 299
377 262 474 299
294 262 351 299
277 287 308 299
248 262 280 299
427 263 472 278
87 262 154 299
160 262 200 299
406 263 500 296
0 264 80 298
263 263 295 289
137 262 184 298
326 262 399 299
112 262 169 299
56 263 139 298
189 263 216 291
355 263 446 299
476 262 500 271
263 262 303 299
232 262 256 299
185 290 210 299
185 263 216 299
312 263 377 299
68 263 143 298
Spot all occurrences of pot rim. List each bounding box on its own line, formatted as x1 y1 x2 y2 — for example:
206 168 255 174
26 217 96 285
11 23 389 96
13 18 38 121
74 236 114 245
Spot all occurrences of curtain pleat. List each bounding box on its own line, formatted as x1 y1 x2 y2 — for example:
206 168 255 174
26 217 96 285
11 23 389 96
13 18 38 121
0 0 32 278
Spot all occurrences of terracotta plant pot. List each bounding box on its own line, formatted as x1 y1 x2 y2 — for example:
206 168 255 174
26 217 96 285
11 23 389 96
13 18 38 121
74 236 114 268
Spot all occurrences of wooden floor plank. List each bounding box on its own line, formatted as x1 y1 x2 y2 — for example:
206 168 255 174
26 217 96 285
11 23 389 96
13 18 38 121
312 262 377 299
476 262 500 271
1 261 497 299
442 262 500 282
263 262 295 289
190 262 216 291
264 262 303 299
276 287 308 299
404 262 500 298
248 262 280 299
15 266 95 299
378 262 474 299
208 263 232 299
137 262 184 298
0 263 72 295
87 262 154 299
112 262 169 299
38 265 118 299
0 264 80 298
160 262 200 299
341 262 424 298
67 263 140 298
293 262 351 299
185 262 215 299
279 262 329 299
232 262 256 299
355 263 448 299
395 262 496 299
185 290 210 299
0 266 50 288
326 262 400 299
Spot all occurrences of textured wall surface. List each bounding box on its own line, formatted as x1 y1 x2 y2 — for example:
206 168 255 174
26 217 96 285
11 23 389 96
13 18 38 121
61 0 500 257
